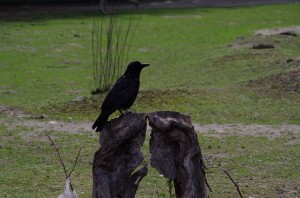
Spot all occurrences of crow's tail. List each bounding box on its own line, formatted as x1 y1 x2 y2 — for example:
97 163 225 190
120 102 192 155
92 111 110 132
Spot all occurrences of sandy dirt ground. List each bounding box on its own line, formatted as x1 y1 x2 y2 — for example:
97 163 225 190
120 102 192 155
1 105 299 139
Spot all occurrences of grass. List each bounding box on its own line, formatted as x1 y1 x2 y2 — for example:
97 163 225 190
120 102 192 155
202 134 300 197
0 3 300 197
0 125 96 197
1 123 300 197
0 4 300 124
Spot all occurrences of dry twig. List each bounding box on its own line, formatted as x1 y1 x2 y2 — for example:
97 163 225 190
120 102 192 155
68 148 81 178
223 169 243 198
46 135 68 177
47 135 81 191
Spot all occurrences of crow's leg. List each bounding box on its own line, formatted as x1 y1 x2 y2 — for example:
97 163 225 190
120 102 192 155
117 109 125 118
118 109 124 115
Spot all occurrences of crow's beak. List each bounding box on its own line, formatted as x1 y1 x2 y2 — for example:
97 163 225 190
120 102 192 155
142 63 150 67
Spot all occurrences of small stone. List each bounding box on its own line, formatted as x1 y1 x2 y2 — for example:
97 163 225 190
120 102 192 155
73 96 85 102
39 114 47 119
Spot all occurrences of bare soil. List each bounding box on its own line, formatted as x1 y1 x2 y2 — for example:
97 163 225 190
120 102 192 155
254 26 300 36
1 105 299 139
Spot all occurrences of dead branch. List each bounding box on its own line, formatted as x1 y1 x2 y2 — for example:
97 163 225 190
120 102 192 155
46 135 69 178
67 148 81 178
47 135 81 192
223 169 243 198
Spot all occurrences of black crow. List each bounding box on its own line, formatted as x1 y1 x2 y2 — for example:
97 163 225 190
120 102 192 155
92 61 150 132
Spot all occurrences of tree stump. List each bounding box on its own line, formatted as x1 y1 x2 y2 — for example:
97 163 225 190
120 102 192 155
148 111 208 198
92 113 148 198
92 111 208 198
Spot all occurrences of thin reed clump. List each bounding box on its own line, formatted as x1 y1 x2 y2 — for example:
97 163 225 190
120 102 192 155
91 12 139 94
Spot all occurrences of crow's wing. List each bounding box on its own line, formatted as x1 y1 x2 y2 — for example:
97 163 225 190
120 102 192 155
101 76 139 111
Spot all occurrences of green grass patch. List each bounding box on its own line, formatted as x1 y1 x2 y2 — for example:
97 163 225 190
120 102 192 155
201 134 300 197
0 4 300 123
0 125 97 197
1 4 300 124
1 124 299 197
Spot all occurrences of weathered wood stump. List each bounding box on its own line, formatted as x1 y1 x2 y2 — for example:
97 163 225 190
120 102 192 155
92 113 148 198
148 111 208 198
92 111 208 198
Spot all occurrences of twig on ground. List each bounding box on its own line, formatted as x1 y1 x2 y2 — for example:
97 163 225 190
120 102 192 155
222 169 243 198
